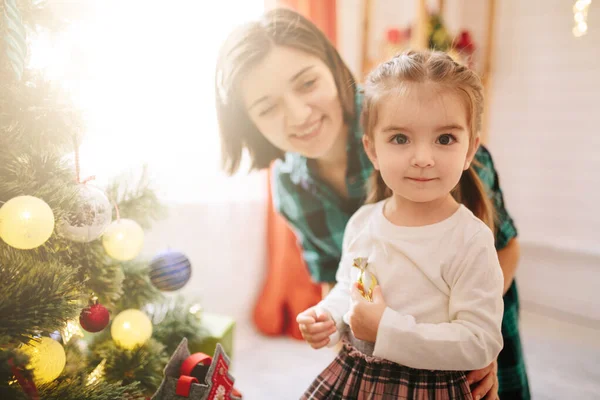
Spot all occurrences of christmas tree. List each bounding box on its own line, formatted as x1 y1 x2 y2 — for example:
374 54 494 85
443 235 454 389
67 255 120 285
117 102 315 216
0 1 203 398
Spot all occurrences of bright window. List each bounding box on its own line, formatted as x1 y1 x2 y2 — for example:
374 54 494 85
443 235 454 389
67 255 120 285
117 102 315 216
30 0 266 203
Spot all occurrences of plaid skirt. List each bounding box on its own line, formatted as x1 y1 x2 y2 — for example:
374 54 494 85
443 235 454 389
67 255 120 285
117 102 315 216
301 335 472 400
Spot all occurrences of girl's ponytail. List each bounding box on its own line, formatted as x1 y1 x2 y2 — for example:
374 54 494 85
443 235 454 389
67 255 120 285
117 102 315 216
453 162 495 232
365 170 392 205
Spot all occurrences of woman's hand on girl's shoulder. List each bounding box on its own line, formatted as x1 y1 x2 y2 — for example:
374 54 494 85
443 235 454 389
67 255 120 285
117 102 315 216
467 359 499 400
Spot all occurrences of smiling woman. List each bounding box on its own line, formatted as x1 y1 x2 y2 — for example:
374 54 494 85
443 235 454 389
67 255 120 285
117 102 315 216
240 46 346 161
28 0 265 203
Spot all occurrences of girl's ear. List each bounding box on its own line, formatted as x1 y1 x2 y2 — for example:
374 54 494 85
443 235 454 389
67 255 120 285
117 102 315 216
363 135 380 170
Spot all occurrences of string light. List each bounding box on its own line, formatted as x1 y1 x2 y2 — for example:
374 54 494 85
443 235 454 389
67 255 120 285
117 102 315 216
573 0 592 37
189 303 203 319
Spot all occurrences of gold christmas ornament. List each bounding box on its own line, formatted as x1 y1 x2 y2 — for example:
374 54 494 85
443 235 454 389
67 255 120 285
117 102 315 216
352 257 378 302
111 309 153 349
102 218 144 261
20 337 66 384
0 195 55 249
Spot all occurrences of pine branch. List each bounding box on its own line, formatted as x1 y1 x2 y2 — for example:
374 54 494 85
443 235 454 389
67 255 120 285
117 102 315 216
91 339 168 396
61 337 88 381
105 166 167 230
0 74 84 157
15 0 95 34
39 378 145 400
0 347 33 400
83 260 124 311
0 250 83 343
0 150 79 211
0 385 28 400
151 297 207 355
59 241 125 309
115 262 164 311
86 328 112 357
1 2 173 395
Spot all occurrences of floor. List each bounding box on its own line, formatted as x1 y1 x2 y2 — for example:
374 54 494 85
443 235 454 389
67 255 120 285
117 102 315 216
231 309 600 399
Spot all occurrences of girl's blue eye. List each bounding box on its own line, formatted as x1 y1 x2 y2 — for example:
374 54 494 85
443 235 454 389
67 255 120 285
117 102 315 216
437 134 456 145
391 134 408 144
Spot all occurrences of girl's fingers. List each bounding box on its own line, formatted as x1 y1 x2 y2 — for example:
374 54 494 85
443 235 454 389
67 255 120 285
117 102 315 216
297 315 316 325
300 320 335 335
305 327 337 344
296 308 317 324
310 337 330 349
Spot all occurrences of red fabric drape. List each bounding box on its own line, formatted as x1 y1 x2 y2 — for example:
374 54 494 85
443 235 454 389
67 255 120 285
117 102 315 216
279 0 337 45
252 170 321 339
253 2 337 339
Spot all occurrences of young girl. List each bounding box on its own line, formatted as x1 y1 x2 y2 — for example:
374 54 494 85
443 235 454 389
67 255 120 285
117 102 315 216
297 50 504 399
216 8 530 399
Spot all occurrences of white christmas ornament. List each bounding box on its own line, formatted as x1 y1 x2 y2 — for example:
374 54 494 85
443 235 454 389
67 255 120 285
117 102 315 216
57 185 112 243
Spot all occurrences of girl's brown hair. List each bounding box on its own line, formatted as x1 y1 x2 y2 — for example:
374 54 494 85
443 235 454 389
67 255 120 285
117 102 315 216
215 8 357 174
362 50 495 231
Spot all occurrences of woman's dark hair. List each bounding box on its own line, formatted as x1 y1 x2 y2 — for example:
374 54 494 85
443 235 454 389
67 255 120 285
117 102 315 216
215 8 357 174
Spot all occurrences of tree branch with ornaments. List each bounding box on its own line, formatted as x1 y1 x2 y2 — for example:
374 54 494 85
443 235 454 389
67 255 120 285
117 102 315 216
0 1 207 398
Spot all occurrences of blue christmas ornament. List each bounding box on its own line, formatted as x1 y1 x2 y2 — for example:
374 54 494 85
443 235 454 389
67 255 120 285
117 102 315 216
149 250 192 292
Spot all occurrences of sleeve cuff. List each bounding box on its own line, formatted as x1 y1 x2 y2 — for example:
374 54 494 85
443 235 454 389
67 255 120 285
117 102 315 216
324 310 347 348
327 330 342 348
373 307 415 358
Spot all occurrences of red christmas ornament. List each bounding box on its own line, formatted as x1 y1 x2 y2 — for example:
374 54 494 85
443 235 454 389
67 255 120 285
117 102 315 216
79 298 110 333
455 30 475 54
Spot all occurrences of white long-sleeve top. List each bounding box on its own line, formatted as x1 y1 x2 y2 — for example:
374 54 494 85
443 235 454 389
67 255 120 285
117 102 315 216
318 200 504 371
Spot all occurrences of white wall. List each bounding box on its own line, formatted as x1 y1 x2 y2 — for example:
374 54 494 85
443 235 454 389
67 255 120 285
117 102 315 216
488 0 600 255
143 194 268 326
487 0 600 322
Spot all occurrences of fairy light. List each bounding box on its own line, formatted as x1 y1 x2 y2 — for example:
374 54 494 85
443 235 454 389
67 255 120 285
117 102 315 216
189 303 203 319
573 0 592 37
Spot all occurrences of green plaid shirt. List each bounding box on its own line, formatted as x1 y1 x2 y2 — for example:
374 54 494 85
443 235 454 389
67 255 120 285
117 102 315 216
272 92 530 398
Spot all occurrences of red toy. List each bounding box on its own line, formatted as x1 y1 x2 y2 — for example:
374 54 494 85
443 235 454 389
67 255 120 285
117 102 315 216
152 338 242 400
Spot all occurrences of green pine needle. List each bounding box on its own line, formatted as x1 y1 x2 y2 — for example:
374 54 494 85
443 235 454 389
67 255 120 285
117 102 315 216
91 338 168 396
0 251 83 342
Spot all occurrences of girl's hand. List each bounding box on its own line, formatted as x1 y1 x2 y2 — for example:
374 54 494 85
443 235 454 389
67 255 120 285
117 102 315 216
296 307 337 349
348 284 386 342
